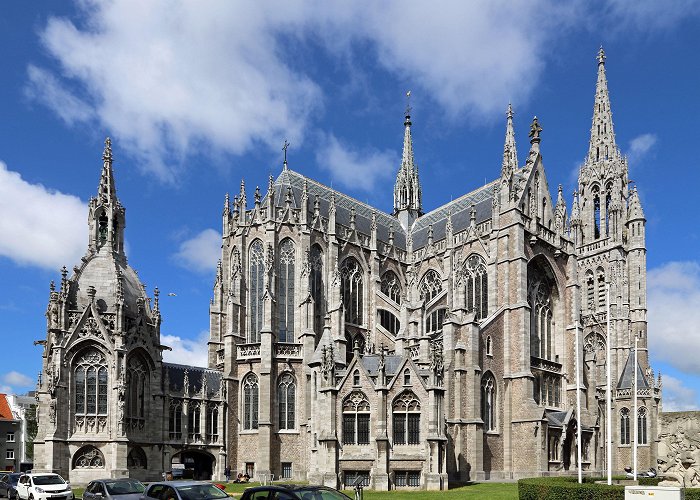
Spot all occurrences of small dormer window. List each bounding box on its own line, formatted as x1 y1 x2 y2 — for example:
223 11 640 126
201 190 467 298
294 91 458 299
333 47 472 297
353 370 360 387
403 369 411 386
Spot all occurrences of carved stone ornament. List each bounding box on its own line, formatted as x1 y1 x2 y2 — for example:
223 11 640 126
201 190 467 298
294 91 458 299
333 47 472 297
658 413 700 488
320 345 334 380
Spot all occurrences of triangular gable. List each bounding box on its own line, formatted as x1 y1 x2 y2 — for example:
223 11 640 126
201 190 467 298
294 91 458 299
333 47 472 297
386 357 427 392
65 304 113 349
616 349 650 390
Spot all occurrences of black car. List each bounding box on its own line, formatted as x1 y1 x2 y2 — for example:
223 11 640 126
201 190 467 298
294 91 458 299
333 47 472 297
239 485 352 500
0 474 22 500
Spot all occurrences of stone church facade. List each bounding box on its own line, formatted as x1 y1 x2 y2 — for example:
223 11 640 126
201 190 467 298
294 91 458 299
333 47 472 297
34 49 661 489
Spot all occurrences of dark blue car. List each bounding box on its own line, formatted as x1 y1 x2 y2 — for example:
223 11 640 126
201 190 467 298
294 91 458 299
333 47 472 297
0 473 22 500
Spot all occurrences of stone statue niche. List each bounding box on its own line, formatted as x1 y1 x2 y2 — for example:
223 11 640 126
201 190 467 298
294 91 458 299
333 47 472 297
658 412 700 488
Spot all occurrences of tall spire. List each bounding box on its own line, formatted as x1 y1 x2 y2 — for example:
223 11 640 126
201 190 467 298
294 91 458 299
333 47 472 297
501 103 518 176
98 137 118 204
588 46 618 163
393 91 422 229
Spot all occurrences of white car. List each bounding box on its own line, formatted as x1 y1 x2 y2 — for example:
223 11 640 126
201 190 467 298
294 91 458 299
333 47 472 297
15 474 73 500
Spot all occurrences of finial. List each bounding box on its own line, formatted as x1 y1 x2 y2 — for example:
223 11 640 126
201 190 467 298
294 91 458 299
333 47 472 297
103 137 112 162
223 192 230 215
529 116 542 144
507 103 513 120
254 186 261 204
49 280 55 292
285 186 292 205
268 174 274 194
282 139 290 169
153 287 160 312
404 90 412 126
597 45 606 66
313 194 320 215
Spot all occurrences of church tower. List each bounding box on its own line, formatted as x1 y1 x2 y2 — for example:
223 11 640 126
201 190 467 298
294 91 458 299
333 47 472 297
393 105 423 230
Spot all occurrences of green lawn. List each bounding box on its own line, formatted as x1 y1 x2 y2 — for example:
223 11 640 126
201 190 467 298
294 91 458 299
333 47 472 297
75 480 519 500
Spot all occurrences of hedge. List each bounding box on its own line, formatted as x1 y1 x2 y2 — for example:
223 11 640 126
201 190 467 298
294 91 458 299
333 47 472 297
518 476 700 500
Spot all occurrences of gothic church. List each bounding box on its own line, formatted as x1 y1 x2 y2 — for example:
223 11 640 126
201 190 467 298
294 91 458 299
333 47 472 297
33 49 661 489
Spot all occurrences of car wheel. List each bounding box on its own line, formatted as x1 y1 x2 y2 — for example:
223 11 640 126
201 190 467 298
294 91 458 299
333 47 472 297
28 494 33 500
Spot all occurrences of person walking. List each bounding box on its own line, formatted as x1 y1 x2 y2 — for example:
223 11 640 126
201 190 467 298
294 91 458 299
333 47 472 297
224 465 231 482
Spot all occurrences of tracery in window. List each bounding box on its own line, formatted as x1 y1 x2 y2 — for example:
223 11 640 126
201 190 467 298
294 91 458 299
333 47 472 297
637 406 647 445
342 391 370 445
187 402 201 440
620 407 630 445
534 373 561 407
126 355 148 419
341 257 363 325
593 186 601 239
392 390 421 445
73 445 104 468
310 245 325 335
380 271 401 304
528 272 554 361
481 372 496 431
463 255 488 320
278 373 296 430
278 239 296 342
74 349 108 416
169 399 182 439
207 404 219 441
597 268 606 311
249 240 264 343
243 374 259 430
419 270 442 302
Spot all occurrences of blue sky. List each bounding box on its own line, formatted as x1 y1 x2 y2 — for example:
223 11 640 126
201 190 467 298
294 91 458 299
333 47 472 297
1 1 699 410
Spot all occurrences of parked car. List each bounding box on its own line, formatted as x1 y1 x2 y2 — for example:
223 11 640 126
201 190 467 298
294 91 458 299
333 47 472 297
0 473 23 499
239 485 352 500
140 482 229 500
14 474 73 500
83 480 145 500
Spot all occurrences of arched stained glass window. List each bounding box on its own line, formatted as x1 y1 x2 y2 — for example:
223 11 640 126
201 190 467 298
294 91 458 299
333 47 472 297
620 407 631 445
597 268 606 311
481 373 496 431
187 402 201 440
392 391 421 445
277 373 296 430
169 399 182 439
380 271 401 304
419 270 442 302
126 355 148 419
249 240 265 343
310 245 325 335
278 239 296 343
637 406 647 445
593 185 601 239
74 349 108 416
207 404 219 441
528 278 553 361
463 255 488 320
426 308 446 336
341 257 363 325
243 374 259 430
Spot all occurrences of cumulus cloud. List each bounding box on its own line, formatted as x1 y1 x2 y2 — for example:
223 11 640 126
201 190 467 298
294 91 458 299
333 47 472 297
2 371 34 389
662 374 700 411
28 1 587 180
317 134 397 192
0 162 86 270
648 261 700 374
173 228 221 273
161 331 209 367
627 133 657 166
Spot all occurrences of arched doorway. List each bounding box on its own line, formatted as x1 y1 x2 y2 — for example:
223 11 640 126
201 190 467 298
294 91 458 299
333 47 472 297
562 419 577 471
172 450 215 480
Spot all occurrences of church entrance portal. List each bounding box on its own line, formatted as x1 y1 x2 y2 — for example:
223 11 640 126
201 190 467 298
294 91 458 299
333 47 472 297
172 450 215 480
562 420 577 471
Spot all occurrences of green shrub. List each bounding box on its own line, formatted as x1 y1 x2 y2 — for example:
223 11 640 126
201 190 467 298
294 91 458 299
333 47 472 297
518 477 624 500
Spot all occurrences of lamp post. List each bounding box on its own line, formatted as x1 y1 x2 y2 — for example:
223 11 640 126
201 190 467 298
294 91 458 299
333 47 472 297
606 283 612 485
575 320 582 483
633 333 638 481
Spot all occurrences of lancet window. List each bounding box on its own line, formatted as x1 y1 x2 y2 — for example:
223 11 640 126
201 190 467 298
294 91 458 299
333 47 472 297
463 254 488 319
341 257 363 325
187 402 201 440
74 349 108 416
310 245 325 335
593 185 601 239
426 308 446 335
169 399 182 439
278 373 296 430
637 406 647 445
126 356 148 419
207 404 219 441
481 372 496 431
620 407 631 445
529 278 554 360
278 239 295 342
586 270 595 312
342 391 370 445
380 271 401 304
392 391 421 445
248 240 264 343
243 374 259 430
379 309 400 335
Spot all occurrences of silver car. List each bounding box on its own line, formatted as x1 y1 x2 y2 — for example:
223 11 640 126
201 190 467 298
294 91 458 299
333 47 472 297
83 480 145 500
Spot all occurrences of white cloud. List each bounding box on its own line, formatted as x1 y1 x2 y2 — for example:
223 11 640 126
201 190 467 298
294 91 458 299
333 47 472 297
317 134 397 192
604 0 700 32
648 261 700 374
662 374 700 411
161 331 209 367
29 1 587 180
173 229 221 273
1 371 34 389
628 133 657 166
0 162 86 270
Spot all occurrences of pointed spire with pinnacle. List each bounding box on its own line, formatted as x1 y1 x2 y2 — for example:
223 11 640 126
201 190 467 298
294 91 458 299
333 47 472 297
393 91 423 230
98 137 118 204
588 46 618 163
501 104 518 177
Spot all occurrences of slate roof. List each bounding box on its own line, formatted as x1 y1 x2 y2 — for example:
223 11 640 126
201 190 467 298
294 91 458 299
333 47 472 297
360 354 404 376
163 363 222 395
616 349 650 390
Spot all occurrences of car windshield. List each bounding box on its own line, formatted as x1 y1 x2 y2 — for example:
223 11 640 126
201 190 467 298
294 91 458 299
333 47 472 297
8 474 22 485
32 476 66 486
105 481 145 495
293 489 350 500
174 484 229 500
